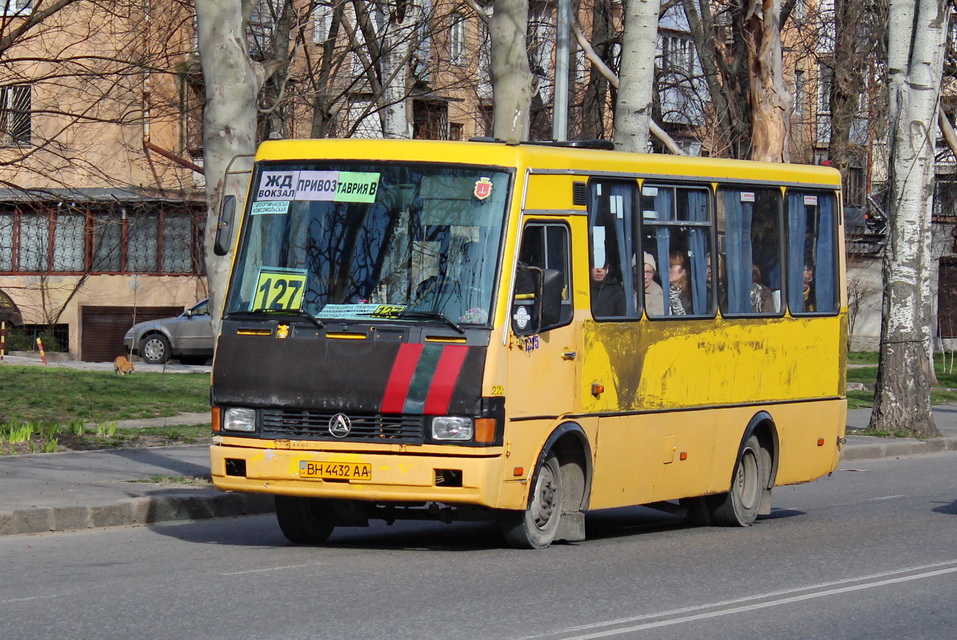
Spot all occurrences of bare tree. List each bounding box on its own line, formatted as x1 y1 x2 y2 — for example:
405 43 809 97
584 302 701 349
870 0 950 438
614 0 662 152
195 0 285 328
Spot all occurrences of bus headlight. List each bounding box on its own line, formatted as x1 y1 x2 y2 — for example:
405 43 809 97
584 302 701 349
431 416 473 441
223 407 257 432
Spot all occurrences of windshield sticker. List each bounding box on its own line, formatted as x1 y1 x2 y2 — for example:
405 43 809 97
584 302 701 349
252 267 307 311
251 201 291 216
473 177 493 200
257 171 380 203
318 303 406 319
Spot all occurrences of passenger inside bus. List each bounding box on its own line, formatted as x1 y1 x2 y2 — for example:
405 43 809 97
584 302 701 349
803 259 816 312
668 251 693 315
751 265 775 313
591 262 626 317
639 252 664 316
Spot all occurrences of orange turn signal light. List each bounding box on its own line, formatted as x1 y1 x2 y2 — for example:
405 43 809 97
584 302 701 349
817 438 825 447
211 407 221 432
475 418 496 443
513 467 525 477
591 383 604 396
679 452 688 461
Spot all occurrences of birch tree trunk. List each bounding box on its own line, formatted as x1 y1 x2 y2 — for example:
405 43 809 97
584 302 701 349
744 0 790 162
195 0 267 332
871 0 949 437
490 0 533 142
613 0 661 153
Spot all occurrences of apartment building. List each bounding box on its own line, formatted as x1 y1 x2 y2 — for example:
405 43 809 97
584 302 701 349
0 0 206 361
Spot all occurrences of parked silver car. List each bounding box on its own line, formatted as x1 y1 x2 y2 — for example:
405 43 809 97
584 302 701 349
123 299 214 365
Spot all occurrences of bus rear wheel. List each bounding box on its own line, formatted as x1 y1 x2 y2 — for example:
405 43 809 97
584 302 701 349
499 452 564 549
712 435 764 527
275 496 336 544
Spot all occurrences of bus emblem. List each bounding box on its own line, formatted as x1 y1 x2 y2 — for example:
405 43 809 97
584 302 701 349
474 177 493 200
328 413 352 438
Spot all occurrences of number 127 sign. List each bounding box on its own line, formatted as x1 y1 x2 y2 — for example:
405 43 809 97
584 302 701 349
253 267 308 310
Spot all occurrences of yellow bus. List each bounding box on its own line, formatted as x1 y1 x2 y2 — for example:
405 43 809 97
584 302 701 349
209 139 846 549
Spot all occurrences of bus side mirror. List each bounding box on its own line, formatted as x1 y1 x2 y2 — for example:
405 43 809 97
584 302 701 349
213 195 236 256
511 266 563 336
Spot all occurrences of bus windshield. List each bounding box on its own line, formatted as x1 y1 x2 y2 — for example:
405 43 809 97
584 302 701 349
225 162 511 326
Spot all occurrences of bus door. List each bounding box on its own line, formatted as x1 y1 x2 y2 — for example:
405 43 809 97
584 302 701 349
506 221 580 424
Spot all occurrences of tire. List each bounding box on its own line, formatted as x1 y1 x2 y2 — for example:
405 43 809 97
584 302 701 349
275 496 336 544
140 334 172 365
711 435 765 527
499 452 564 549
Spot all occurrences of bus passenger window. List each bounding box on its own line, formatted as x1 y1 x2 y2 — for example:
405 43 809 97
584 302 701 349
715 187 783 315
587 180 638 320
786 191 837 314
641 184 713 317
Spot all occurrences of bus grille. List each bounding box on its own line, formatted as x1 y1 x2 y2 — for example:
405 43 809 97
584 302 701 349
260 409 425 443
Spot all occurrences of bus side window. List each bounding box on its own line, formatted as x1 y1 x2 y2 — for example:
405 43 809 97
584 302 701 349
587 180 637 319
786 191 838 314
641 185 713 317
513 223 572 333
716 187 783 315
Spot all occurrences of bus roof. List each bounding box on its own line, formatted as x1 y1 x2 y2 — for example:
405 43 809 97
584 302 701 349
254 139 842 188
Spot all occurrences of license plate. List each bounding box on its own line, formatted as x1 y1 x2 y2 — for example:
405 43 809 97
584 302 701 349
299 460 372 481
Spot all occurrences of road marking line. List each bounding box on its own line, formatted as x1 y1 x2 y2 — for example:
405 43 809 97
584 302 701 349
524 559 957 639
868 495 906 501
221 562 319 576
0 594 61 605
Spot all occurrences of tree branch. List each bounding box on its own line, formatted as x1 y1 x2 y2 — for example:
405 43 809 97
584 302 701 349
462 0 490 25
572 19 685 155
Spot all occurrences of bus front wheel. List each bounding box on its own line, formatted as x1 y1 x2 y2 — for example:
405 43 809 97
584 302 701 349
275 496 336 544
712 435 765 527
499 452 564 549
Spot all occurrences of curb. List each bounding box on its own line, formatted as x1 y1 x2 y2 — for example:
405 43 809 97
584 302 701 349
0 490 274 536
841 437 957 461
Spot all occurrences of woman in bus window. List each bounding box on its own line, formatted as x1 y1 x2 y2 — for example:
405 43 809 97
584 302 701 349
668 251 692 315
641 252 665 316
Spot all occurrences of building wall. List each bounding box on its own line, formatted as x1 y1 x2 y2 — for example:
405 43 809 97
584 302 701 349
0 0 204 360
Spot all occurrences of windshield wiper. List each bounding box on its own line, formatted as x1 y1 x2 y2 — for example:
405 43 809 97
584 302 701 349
227 308 325 330
397 310 465 334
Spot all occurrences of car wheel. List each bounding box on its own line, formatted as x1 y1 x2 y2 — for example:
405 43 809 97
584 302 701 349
498 451 564 549
275 496 336 544
140 334 171 365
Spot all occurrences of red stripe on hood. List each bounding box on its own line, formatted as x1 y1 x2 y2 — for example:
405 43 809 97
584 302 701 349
423 346 469 415
380 343 423 413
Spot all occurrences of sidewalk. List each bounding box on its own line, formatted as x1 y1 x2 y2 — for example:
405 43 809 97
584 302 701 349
1 405 956 537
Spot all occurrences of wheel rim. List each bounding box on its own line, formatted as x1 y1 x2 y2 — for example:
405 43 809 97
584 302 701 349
530 462 559 531
144 338 166 361
735 449 759 511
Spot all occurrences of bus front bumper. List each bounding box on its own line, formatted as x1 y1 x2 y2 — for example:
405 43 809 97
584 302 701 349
210 442 527 510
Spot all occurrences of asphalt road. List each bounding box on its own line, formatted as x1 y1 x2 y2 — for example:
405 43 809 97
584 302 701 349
2 452 956 640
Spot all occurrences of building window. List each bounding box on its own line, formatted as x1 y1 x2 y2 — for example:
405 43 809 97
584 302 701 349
793 69 805 117
346 96 382 138
313 1 332 44
818 61 833 115
0 204 204 275
661 33 693 76
413 99 448 139
1 0 31 16
449 12 466 66
0 85 31 146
